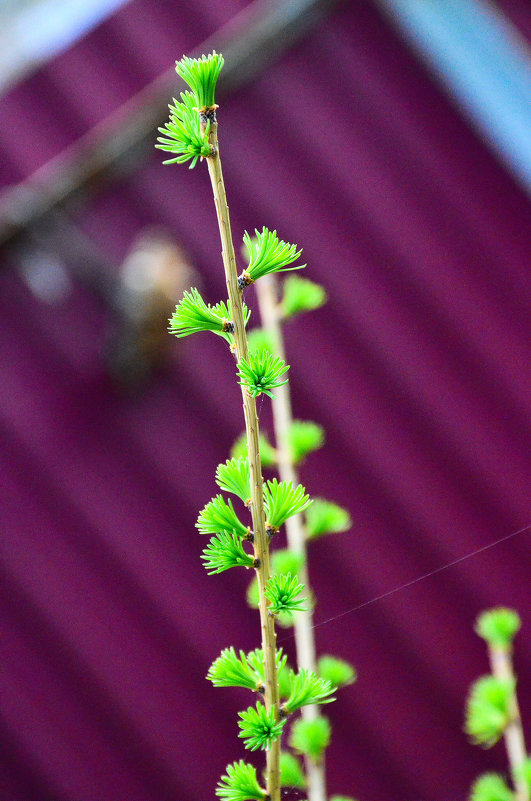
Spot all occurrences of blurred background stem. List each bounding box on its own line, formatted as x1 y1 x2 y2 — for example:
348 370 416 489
256 274 326 801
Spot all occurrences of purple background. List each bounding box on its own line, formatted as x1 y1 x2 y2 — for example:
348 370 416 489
0 2 530 800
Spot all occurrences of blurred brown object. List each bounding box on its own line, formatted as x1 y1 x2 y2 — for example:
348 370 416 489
107 227 199 385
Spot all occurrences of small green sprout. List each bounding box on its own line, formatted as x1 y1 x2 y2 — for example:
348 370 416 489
317 655 357 688
207 647 261 691
216 760 266 801
175 51 224 110
247 550 307 625
247 327 276 355
231 430 277 467
237 350 290 398
215 458 251 504
246 648 289 690
289 715 331 760
201 532 256 574
279 752 306 789
196 494 249 538
282 668 336 714
156 91 212 168
465 676 515 747
265 573 307 616
263 478 312 533
469 774 515 801
238 702 286 751
169 288 250 343
271 548 306 577
238 227 304 288
475 608 521 651
287 419 325 463
305 498 352 539
281 275 327 318
207 646 287 692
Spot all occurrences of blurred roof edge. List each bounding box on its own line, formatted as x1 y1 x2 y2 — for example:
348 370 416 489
0 0 344 247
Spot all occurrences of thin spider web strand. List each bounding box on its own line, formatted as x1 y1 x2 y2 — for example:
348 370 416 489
278 522 531 641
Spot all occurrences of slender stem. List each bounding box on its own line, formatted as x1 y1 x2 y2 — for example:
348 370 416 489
489 647 529 801
256 274 327 801
205 122 280 801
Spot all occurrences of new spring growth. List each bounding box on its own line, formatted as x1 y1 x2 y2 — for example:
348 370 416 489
216 760 265 801
287 420 325 464
466 607 529 801
175 51 224 112
466 675 516 747
238 702 286 751
306 498 352 539
470 774 515 801
281 275 327 318
279 753 306 790
238 227 305 288
207 647 288 692
169 288 250 343
265 573 307 616
201 531 257 574
263 478 312 534
231 431 277 468
475 608 522 652
282 668 336 715
216 458 251 505
290 716 332 760
237 350 290 398
159 50 328 801
196 495 249 538
156 91 213 168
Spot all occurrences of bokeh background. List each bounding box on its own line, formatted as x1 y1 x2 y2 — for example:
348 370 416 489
0 1 530 800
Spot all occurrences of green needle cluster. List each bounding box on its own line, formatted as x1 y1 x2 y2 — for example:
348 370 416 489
237 350 290 398
317 655 357 688
470 774 515 801
216 760 265 801
231 430 277 467
247 550 308 627
239 227 304 288
289 716 331 760
169 288 250 343
156 91 212 168
207 646 287 691
196 494 249 538
475 608 522 651
238 702 286 751
263 478 312 532
279 752 306 789
281 275 327 318
175 51 224 110
159 46 351 801
465 675 515 747
305 498 352 539
287 420 325 464
201 531 256 574
265 573 307 616
216 458 251 504
282 668 336 715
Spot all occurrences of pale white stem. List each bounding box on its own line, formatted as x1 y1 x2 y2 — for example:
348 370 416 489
489 647 529 801
256 274 326 801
